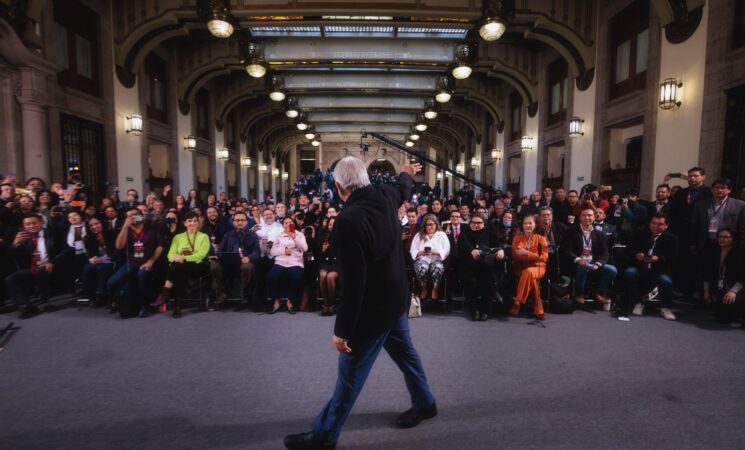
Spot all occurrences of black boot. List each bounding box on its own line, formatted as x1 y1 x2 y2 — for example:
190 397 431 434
172 297 182 318
151 286 171 307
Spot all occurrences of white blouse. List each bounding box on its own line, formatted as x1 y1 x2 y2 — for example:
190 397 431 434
410 230 451 261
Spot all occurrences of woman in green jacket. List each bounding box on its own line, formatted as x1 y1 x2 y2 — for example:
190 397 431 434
152 211 211 317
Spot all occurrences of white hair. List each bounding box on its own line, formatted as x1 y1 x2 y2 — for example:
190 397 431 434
333 156 371 193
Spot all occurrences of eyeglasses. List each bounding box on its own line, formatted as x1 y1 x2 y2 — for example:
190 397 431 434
233 218 247 222
470 221 484 225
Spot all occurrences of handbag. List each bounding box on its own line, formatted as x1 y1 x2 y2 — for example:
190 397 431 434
409 293 422 318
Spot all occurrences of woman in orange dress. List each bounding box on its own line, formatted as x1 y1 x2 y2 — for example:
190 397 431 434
510 214 549 319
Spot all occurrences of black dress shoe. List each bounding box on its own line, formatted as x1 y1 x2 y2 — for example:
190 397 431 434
18 304 40 319
283 432 335 449
269 307 280 314
479 313 489 321
395 402 438 429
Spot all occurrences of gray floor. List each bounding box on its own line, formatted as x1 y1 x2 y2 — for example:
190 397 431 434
1 302 745 450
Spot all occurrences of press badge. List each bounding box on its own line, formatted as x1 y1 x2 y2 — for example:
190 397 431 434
717 279 725 290
708 219 719 234
568 215 575 224
182 247 192 256
133 241 144 259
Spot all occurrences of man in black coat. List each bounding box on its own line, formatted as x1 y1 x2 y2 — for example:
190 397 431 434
5 213 67 317
617 212 679 320
284 157 436 450
690 178 745 255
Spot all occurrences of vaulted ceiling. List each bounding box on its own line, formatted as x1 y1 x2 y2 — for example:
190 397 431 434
111 0 599 161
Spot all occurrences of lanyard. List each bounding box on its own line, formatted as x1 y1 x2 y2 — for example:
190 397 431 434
711 198 728 218
186 232 197 253
130 228 144 243
581 228 592 248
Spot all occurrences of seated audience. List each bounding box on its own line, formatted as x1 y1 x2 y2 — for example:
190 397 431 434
409 213 451 300
211 211 260 308
268 217 308 314
510 215 548 319
617 212 679 320
459 214 505 321
316 217 339 316
5 214 65 317
81 217 117 307
152 211 211 318
702 228 744 323
565 207 617 307
108 209 164 317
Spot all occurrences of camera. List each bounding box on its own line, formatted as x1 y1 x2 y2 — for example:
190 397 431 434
132 215 143 223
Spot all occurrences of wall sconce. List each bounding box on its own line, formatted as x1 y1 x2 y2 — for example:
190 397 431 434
491 148 503 160
569 117 584 137
521 136 534 152
445 171 453 177
272 168 279 177
216 147 229 161
436 172 443 181
311 137 321 147
659 78 682 110
282 172 289 180
241 157 252 167
470 157 481 167
183 135 196 151
126 114 143 136
259 164 268 172
456 163 465 174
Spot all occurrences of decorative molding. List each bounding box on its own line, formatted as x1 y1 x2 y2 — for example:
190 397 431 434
527 101 538 118
115 65 136 88
575 67 595 91
664 4 703 44
178 99 190 116
496 120 505 134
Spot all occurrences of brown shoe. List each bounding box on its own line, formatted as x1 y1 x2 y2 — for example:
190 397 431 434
575 294 585 305
534 298 544 318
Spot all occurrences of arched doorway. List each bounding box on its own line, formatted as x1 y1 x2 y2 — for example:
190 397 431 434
367 159 396 176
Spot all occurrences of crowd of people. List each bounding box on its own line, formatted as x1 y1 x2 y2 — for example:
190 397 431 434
1 166 744 325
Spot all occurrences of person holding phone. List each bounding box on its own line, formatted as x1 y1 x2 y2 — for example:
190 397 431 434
409 214 450 300
267 217 308 314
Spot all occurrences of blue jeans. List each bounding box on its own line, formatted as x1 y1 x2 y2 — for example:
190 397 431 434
82 262 115 297
621 267 673 311
106 263 155 307
574 263 617 296
311 313 435 443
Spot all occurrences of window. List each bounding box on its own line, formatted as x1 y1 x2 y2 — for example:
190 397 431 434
610 0 649 99
735 1 745 49
195 89 210 140
547 58 568 125
145 54 168 124
509 90 523 142
53 0 100 96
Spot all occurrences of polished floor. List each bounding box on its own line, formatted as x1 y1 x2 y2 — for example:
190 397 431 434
1 301 744 449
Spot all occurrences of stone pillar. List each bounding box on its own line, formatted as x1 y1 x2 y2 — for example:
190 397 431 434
240 140 249 199
494 125 505 190
280 160 286 202
522 111 540 197
256 149 264 203
176 107 194 195
214 128 226 195
270 153 277 201
16 68 52 182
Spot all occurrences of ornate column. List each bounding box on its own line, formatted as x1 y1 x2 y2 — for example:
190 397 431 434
16 68 53 182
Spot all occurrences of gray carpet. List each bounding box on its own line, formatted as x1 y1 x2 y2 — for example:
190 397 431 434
1 302 745 449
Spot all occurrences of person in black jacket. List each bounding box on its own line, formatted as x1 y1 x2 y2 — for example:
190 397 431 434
5 213 67 317
617 213 679 320
316 216 340 316
702 228 744 323
284 157 436 450
81 217 118 307
458 215 505 321
564 207 617 306
210 211 259 307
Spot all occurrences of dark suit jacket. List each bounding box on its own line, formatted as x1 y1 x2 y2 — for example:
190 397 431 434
564 227 609 265
627 230 679 275
669 185 712 242
642 200 672 222
8 230 67 271
702 246 745 292
219 229 261 263
691 197 745 252
333 173 413 340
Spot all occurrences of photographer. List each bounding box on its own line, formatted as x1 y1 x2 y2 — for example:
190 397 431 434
618 190 647 245
107 209 164 317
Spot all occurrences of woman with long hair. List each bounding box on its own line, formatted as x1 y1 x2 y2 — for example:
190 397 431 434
267 217 308 314
81 217 117 307
409 213 450 300
317 217 339 316
510 214 549 320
